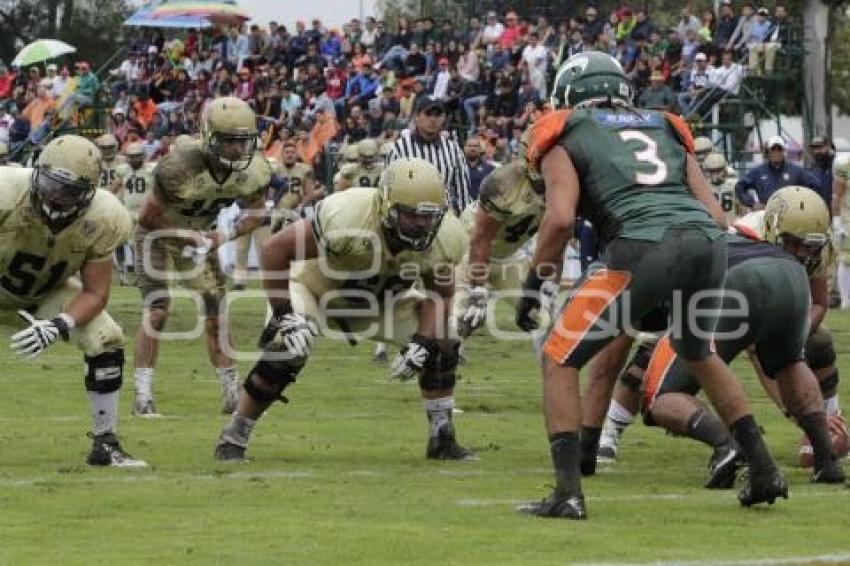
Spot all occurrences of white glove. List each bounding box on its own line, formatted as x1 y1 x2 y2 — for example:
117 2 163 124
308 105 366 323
181 235 213 263
540 280 561 319
459 286 488 336
10 311 72 359
276 313 319 358
389 336 435 381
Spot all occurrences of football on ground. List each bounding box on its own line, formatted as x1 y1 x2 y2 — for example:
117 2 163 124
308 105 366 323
1 286 849 564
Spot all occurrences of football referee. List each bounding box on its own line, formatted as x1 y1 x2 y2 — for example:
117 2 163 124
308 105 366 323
386 95 472 215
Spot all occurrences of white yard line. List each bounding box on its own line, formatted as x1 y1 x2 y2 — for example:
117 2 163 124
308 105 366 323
576 553 850 566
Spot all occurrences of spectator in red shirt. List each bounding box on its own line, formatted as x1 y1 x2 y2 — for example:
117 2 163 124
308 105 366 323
324 60 347 100
0 67 14 100
499 11 521 49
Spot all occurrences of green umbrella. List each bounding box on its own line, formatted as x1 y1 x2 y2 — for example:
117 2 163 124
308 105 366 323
12 39 76 67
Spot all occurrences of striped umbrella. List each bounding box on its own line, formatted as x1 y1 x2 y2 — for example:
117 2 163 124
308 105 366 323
151 1 250 25
12 39 76 67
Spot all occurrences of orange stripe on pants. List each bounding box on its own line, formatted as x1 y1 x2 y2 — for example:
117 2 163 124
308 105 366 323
543 269 631 365
642 335 677 412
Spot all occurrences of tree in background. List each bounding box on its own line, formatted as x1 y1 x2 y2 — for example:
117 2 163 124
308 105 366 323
0 0 132 69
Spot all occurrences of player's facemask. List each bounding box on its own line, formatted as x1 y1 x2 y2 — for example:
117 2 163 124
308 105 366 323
777 232 828 272
31 167 96 232
207 133 256 176
706 168 726 185
360 156 376 168
99 145 117 161
128 155 145 169
384 203 446 252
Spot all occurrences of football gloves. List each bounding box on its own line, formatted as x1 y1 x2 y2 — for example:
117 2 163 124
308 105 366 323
459 286 488 337
10 311 72 359
516 271 560 332
390 334 439 381
259 311 319 360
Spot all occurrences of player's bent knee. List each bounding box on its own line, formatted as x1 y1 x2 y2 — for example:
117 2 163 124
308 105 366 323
84 349 125 393
244 356 305 404
805 328 836 371
145 306 171 331
818 370 839 397
419 340 460 391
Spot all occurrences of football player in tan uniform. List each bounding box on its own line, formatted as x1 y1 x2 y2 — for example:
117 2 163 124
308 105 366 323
113 142 155 285
455 161 545 338
1 135 145 467
693 136 713 167
95 134 124 195
215 158 475 462
133 97 271 416
232 141 316 289
337 138 384 191
703 152 738 226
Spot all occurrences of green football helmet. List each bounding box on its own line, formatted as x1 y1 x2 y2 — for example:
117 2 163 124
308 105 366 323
379 157 447 251
550 52 634 110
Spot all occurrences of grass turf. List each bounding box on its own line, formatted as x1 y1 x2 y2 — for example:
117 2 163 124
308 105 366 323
0 286 849 565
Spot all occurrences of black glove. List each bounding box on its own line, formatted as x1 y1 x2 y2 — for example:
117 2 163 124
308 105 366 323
516 270 543 332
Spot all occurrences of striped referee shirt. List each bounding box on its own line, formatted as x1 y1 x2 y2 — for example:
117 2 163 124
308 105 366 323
386 129 472 215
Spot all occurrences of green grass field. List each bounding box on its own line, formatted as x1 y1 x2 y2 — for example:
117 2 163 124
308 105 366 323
1 286 849 565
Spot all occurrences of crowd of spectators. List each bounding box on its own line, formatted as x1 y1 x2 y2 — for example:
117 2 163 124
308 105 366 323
0 2 800 177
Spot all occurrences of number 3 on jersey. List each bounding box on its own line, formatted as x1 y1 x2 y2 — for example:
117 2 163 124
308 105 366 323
619 130 668 186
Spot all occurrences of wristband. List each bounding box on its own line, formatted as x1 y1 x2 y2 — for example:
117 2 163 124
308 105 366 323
52 313 75 341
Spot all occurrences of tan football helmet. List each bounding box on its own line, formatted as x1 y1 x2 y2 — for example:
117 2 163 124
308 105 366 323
703 152 727 185
379 157 447 251
32 135 102 232
200 96 258 174
0 141 8 165
358 138 379 168
342 143 359 164
764 186 830 272
95 133 119 162
125 142 146 169
379 142 393 161
694 136 713 165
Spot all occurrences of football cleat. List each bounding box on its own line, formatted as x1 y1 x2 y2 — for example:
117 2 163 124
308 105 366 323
811 458 846 484
597 419 623 462
738 468 788 507
87 433 148 468
704 443 741 489
518 492 587 520
373 344 389 365
214 434 248 463
426 422 476 461
132 396 160 418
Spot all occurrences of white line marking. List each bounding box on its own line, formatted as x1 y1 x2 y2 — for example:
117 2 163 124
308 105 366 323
575 552 850 566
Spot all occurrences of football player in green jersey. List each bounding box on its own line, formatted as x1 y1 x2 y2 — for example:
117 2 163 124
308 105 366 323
133 97 271 417
215 158 474 462
515 52 784 518
0 135 146 467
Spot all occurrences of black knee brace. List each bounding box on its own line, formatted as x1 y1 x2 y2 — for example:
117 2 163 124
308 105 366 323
805 328 836 370
84 349 125 393
244 356 304 404
418 340 459 391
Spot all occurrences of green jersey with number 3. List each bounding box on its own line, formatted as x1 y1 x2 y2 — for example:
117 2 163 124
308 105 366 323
155 140 271 230
558 108 719 242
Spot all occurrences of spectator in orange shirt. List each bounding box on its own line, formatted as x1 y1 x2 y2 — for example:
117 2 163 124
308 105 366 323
22 79 55 131
132 92 158 129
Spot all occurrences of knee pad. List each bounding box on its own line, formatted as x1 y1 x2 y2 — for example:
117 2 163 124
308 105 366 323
244 355 305 404
84 349 124 393
419 341 460 391
818 370 839 397
805 328 836 370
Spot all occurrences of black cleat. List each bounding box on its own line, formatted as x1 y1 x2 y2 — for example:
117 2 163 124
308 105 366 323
705 444 741 489
812 458 846 484
426 423 476 461
87 433 148 468
214 434 248 462
518 492 588 519
738 468 788 507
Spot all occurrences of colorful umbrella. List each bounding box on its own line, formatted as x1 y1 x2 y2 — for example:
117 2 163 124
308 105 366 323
123 7 213 29
12 39 76 67
151 2 250 25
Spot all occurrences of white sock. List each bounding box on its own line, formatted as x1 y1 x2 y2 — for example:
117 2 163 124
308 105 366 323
825 394 840 416
839 262 850 309
217 366 239 388
608 400 635 426
424 396 454 438
374 342 387 355
222 414 256 447
134 368 154 399
89 391 119 436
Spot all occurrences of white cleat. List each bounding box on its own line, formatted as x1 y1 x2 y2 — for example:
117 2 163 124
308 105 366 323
132 396 161 418
597 419 624 463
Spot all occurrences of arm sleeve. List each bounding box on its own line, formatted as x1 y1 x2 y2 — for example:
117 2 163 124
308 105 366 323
735 171 755 207
452 141 471 214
